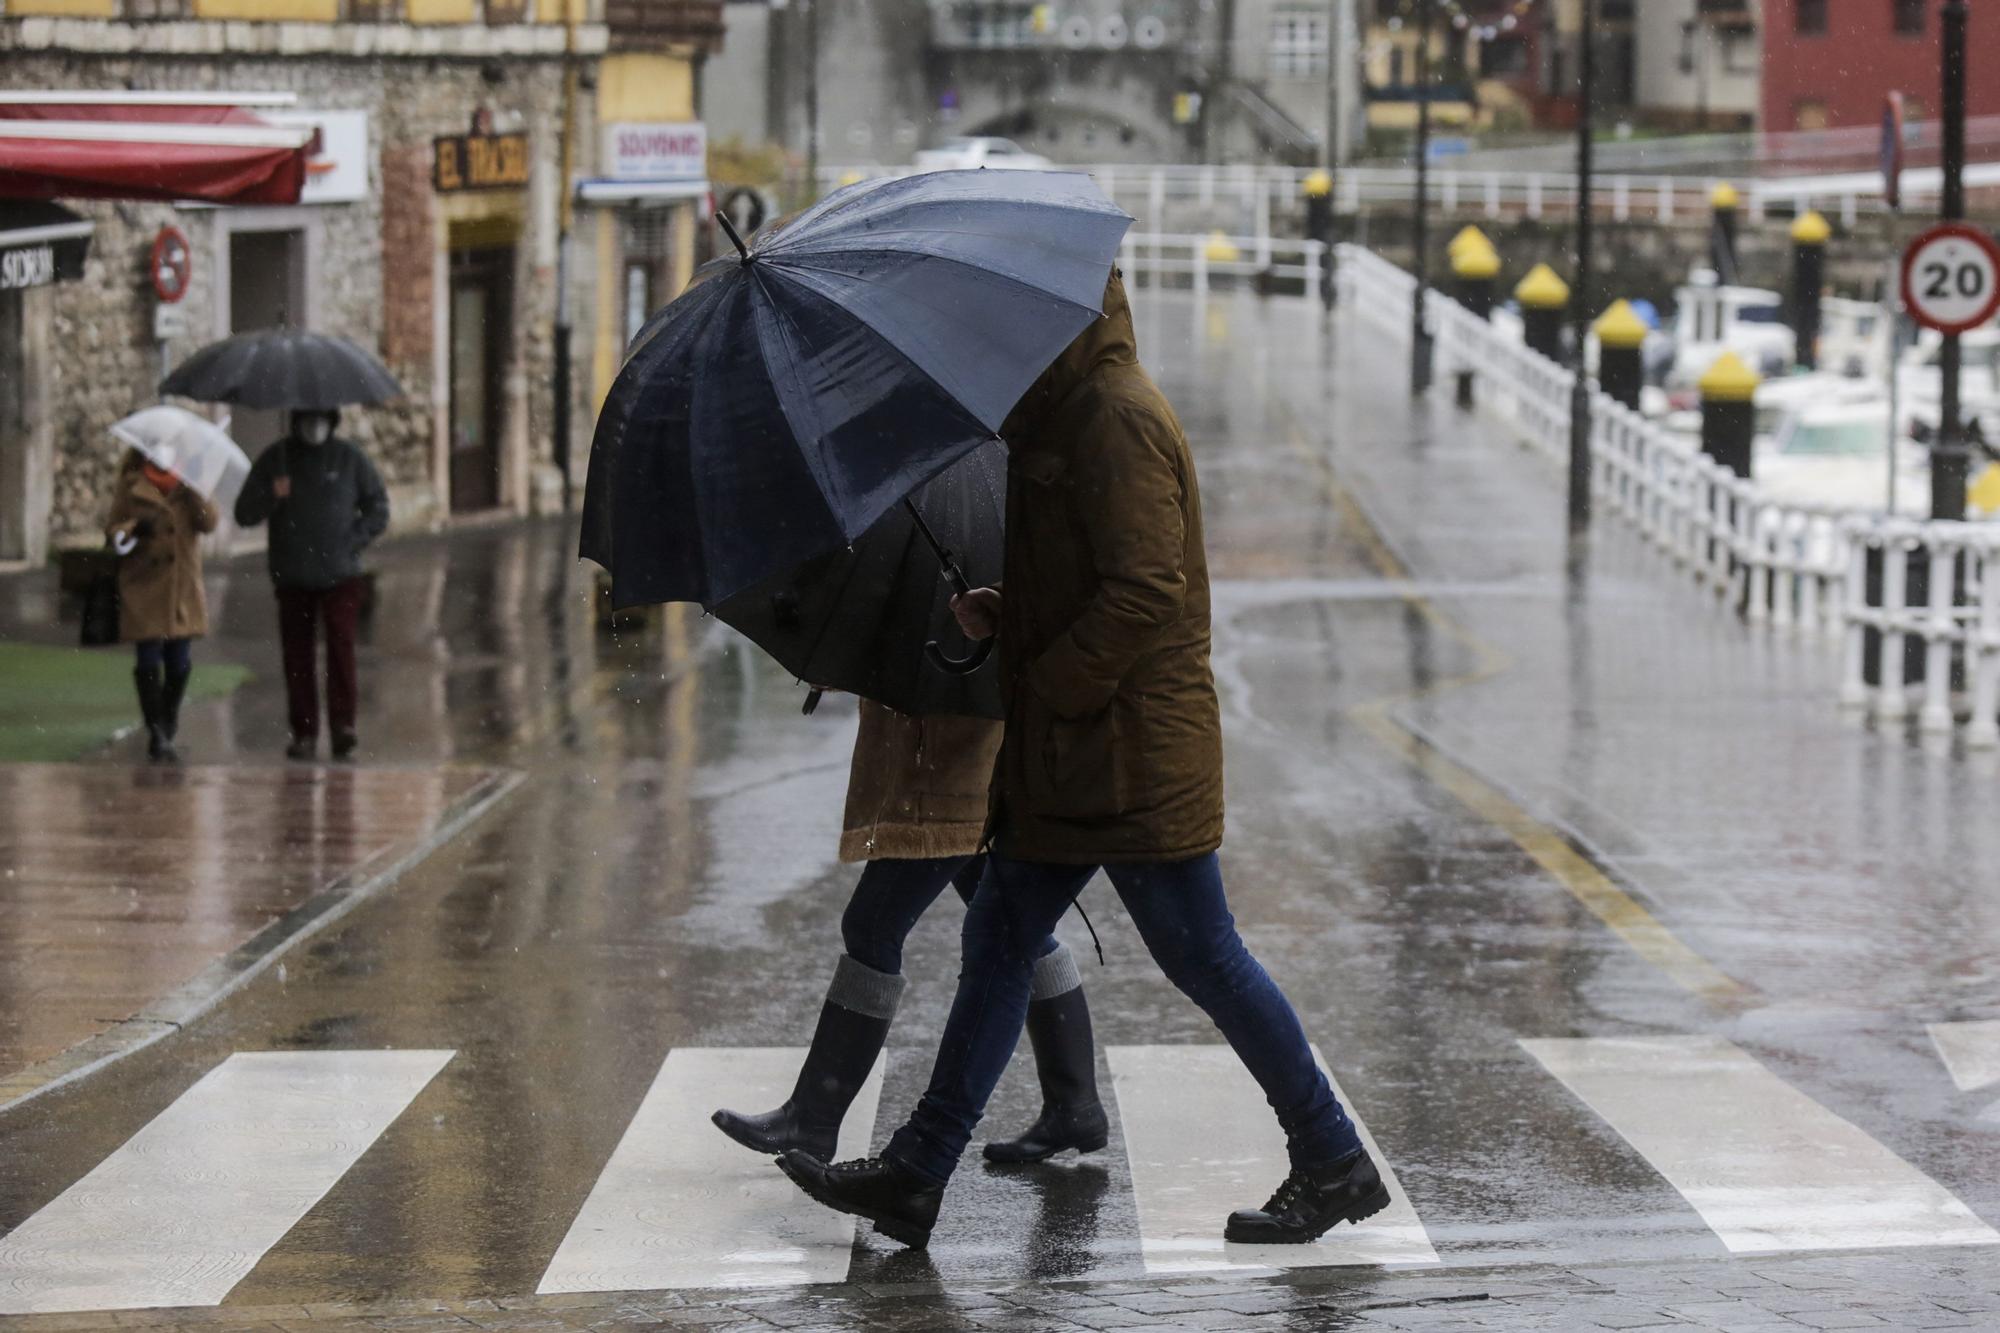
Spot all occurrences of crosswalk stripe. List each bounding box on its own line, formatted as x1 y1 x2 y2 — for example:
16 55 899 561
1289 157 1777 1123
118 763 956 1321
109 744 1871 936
1523 1035 2000 1254
1107 1044 1438 1274
537 1047 886 1294
0 1049 453 1315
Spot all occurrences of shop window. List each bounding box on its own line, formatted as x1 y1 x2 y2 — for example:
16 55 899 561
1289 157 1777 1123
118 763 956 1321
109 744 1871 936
1269 11 1329 77
1795 0 1827 35
1893 0 1924 34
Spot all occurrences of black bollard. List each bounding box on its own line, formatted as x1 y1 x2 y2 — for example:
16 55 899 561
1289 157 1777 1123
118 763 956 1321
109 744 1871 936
1790 210 1829 371
1516 263 1570 361
1700 350 1759 478
1709 182 1741 284
1592 299 1648 412
1305 168 1334 308
1451 232 1500 408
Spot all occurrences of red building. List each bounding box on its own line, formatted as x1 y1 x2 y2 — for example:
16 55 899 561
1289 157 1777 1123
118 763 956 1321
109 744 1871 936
1761 0 2000 131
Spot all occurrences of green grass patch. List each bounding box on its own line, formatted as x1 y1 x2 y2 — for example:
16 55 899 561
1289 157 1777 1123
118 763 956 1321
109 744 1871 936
0 642 250 762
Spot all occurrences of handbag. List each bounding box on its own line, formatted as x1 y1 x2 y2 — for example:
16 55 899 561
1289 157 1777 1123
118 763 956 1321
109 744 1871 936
65 547 121 647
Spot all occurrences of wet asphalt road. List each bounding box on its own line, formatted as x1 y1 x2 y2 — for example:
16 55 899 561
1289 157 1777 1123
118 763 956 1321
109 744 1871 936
2 290 1998 1310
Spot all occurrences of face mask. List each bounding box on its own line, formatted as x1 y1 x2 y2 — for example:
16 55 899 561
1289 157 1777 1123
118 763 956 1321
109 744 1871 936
297 415 333 447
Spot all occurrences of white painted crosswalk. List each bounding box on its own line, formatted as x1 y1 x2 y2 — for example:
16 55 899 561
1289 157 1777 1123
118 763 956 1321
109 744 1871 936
1929 1020 2000 1122
1523 1035 2000 1254
4 1035 2000 1315
1108 1044 1437 1274
538 1047 886 1293
0 1049 453 1316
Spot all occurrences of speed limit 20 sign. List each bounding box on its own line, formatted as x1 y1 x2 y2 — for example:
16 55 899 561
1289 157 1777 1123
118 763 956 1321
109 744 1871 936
1901 223 2000 334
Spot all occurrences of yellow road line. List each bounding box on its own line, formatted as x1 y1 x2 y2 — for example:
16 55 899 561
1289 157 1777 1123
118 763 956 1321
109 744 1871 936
1278 399 1755 1009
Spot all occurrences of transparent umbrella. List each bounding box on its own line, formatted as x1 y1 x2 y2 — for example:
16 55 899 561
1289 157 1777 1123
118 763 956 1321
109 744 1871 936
108 405 252 512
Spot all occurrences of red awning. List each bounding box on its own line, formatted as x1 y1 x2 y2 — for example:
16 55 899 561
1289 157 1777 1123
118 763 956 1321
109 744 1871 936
0 94 316 206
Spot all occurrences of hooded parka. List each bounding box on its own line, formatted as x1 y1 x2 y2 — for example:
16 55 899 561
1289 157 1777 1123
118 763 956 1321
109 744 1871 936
841 700 1002 862
105 459 219 643
990 270 1223 864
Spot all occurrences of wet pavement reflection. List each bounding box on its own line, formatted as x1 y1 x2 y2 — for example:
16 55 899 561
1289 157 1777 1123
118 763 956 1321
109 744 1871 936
0 287 1996 1311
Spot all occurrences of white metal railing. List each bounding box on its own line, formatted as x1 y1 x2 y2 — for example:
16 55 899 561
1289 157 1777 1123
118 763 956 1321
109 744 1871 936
1116 231 1324 296
1339 242 2000 745
818 158 2000 235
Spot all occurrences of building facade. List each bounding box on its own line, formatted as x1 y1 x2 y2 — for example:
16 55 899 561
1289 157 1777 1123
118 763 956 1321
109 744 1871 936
0 0 720 562
1631 0 1757 131
1760 0 2000 132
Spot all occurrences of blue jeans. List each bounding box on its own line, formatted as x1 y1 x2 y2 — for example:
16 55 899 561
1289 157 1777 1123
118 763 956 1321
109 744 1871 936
886 851 1361 1185
134 638 192 674
839 855 1059 977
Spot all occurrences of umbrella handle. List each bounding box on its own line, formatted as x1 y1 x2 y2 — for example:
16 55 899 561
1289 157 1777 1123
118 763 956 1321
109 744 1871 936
802 688 824 716
924 634 994 675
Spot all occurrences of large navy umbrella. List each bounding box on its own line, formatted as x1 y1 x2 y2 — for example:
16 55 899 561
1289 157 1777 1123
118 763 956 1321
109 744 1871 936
716 439 1006 719
161 329 402 410
581 169 1132 611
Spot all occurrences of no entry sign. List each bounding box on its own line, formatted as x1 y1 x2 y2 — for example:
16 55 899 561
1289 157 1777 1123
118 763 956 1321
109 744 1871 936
1901 223 2000 335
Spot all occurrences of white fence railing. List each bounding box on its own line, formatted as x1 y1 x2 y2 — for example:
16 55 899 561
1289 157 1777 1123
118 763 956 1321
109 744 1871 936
1338 242 2000 745
822 159 2000 235
1116 232 1324 295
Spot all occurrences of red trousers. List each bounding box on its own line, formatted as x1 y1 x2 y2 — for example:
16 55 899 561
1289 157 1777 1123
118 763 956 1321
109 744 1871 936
277 579 363 741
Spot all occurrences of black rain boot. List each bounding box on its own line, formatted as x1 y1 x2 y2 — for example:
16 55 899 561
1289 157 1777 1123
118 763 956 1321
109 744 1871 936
133 665 173 764
712 954 904 1162
776 1150 943 1249
1224 1148 1391 1244
161 660 192 755
983 944 1109 1163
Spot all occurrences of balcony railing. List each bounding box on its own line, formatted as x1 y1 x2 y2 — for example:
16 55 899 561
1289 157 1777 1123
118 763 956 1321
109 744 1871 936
929 2 1187 52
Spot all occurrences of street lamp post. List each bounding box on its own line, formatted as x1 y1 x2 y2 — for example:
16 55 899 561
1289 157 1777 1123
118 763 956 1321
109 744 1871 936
1932 0 1969 520
1410 0 1434 394
1567 0 1595 533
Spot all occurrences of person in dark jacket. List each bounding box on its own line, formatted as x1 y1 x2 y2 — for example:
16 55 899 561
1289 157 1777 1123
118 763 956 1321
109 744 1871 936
105 449 219 763
711 699 1104 1166
233 409 388 761
776 270 1387 1250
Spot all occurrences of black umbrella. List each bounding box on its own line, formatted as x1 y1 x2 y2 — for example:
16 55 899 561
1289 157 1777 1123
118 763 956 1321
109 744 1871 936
581 168 1131 613
160 329 402 410
717 440 1005 719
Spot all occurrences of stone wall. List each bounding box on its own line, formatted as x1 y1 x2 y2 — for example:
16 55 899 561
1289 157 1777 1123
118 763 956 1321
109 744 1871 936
3 47 582 549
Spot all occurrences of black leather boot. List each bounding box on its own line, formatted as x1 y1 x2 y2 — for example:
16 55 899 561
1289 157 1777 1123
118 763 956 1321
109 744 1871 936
161 661 192 747
133 666 174 764
1224 1148 1390 1244
712 955 903 1161
776 1150 942 1249
984 946 1108 1164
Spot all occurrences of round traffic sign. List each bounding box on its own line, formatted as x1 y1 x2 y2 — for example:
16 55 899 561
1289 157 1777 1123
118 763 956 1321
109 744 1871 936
150 226 192 304
1901 223 2000 335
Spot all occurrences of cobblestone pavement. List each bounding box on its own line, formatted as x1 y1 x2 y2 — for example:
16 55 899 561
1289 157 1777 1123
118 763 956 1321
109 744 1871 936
15 1248 2000 1331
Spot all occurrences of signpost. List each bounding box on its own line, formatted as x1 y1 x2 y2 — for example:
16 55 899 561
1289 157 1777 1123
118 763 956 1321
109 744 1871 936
150 225 191 373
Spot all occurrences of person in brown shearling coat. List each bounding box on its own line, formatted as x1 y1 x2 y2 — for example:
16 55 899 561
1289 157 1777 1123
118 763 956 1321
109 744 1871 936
711 698 1104 1165
105 449 219 763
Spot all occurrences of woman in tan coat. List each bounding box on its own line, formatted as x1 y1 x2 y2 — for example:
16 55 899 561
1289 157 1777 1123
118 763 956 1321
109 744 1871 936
711 698 1104 1166
105 449 218 763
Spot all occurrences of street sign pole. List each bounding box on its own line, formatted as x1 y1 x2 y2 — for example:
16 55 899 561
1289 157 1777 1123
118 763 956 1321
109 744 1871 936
1410 0 1434 394
1568 0 1595 533
1933 0 1968 521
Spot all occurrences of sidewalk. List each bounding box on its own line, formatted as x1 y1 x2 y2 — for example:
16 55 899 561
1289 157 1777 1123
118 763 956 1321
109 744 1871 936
0 763 515 1111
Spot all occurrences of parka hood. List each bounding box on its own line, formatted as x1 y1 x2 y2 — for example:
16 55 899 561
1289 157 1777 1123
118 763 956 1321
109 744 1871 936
1001 267 1137 441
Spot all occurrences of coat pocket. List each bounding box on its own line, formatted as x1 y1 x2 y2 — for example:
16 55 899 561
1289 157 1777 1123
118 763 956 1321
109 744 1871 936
1024 697 1127 819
